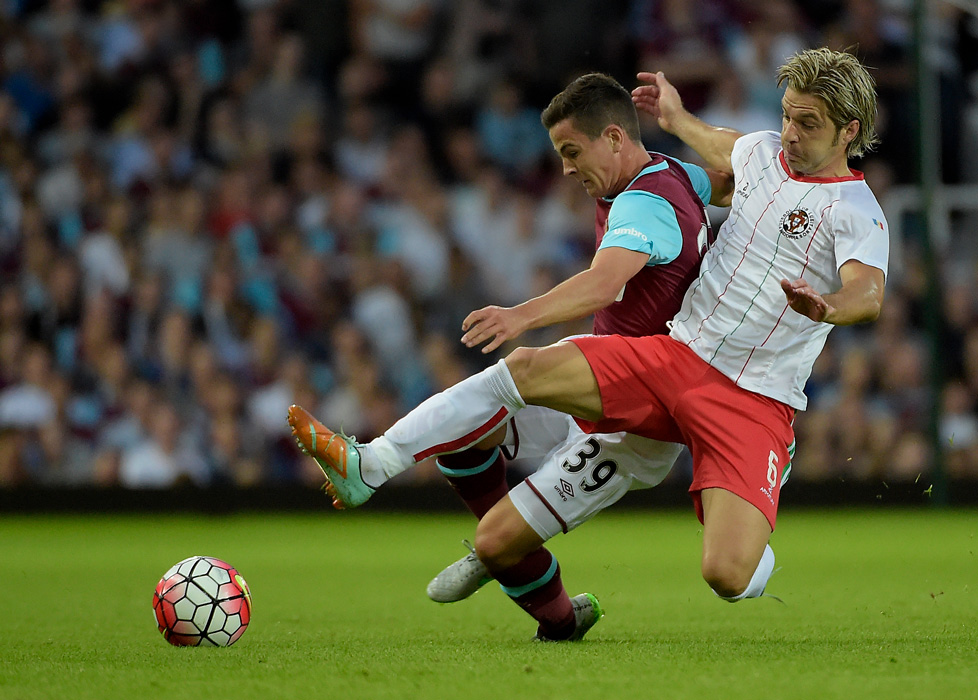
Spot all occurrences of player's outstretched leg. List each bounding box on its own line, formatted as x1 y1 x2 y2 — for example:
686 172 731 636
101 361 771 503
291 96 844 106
287 404 376 509
288 359 528 507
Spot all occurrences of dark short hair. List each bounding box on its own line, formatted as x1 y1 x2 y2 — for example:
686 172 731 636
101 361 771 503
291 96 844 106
541 73 642 142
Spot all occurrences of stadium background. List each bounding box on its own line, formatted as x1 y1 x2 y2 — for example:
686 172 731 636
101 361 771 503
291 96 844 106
1 0 977 509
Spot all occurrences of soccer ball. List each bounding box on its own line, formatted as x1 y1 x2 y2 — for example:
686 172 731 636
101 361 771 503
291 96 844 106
153 555 252 647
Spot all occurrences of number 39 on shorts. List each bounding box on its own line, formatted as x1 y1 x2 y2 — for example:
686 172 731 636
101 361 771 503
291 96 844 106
561 438 619 494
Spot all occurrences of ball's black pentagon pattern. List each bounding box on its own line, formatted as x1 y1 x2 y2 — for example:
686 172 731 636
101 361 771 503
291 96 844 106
153 556 252 647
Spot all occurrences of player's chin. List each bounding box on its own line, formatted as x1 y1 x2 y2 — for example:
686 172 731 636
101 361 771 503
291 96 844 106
581 180 602 197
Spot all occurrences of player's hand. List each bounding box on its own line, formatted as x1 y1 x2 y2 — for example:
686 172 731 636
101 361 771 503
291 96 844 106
461 306 527 354
632 71 684 134
781 278 833 322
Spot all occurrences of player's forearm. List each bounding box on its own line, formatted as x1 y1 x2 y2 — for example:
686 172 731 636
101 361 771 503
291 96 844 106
515 269 621 331
706 169 734 207
670 113 740 175
820 262 886 325
822 280 884 325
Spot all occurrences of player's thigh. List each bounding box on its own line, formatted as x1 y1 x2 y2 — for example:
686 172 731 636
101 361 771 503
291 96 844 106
615 432 684 487
504 341 603 421
510 430 673 539
501 407 576 460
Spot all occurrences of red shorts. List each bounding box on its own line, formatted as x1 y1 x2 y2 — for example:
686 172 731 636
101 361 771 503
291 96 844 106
568 334 795 530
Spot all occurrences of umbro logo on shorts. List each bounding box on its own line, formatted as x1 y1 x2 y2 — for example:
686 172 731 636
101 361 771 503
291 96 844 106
553 479 575 501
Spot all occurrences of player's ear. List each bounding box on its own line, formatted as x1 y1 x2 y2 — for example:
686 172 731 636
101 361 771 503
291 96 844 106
842 119 859 147
605 125 623 153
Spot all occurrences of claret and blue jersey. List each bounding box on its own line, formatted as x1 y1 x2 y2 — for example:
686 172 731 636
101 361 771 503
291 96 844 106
592 153 714 338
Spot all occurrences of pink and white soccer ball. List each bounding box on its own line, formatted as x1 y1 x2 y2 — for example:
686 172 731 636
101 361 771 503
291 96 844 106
153 555 252 647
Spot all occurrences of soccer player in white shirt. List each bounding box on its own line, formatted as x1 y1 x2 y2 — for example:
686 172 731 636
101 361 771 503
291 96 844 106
293 48 887 614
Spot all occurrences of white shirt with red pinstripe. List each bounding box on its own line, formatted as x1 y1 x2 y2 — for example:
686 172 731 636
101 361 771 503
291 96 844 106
669 131 889 410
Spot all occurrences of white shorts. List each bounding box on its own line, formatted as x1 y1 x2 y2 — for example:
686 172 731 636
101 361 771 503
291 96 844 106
502 406 682 540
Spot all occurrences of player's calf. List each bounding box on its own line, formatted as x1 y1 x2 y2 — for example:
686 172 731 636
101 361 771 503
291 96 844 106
474 496 546 573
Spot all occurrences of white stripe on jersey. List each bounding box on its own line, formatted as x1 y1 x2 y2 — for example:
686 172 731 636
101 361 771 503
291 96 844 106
669 131 889 410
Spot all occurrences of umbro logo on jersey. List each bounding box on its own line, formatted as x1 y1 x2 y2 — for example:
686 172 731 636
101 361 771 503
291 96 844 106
610 227 650 242
779 207 815 240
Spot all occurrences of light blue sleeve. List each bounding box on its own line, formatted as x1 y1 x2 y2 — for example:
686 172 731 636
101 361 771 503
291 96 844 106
598 190 683 265
676 160 712 205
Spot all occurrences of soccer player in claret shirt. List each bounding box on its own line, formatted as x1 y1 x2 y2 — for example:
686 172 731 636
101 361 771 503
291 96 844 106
289 72 732 641
293 47 887 637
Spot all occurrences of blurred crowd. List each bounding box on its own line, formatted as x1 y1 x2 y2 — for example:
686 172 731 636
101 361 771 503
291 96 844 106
1 0 977 490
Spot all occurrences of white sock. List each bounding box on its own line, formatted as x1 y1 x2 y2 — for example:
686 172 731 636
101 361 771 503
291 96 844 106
717 544 775 602
360 359 525 486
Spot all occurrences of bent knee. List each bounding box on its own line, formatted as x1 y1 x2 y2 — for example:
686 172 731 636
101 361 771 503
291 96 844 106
474 506 536 573
701 556 753 599
503 346 541 391
473 526 515 572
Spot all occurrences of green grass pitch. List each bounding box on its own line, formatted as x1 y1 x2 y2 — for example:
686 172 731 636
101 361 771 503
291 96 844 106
0 507 975 700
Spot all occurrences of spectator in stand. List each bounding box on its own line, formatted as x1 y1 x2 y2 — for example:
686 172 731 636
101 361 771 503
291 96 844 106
119 399 210 488
725 0 808 117
243 33 326 150
941 380 978 478
628 0 730 113
348 0 445 116
142 186 214 312
334 100 391 190
475 77 551 179
0 342 57 431
77 195 132 300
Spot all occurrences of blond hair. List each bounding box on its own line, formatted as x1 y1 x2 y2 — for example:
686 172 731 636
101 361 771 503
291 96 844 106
777 48 879 158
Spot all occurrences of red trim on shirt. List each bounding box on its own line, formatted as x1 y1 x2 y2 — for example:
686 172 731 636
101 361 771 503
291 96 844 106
736 199 837 381
778 151 865 183
688 171 790 349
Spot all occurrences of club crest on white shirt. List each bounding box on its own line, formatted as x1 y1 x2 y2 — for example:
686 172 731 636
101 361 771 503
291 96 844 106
779 207 815 240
